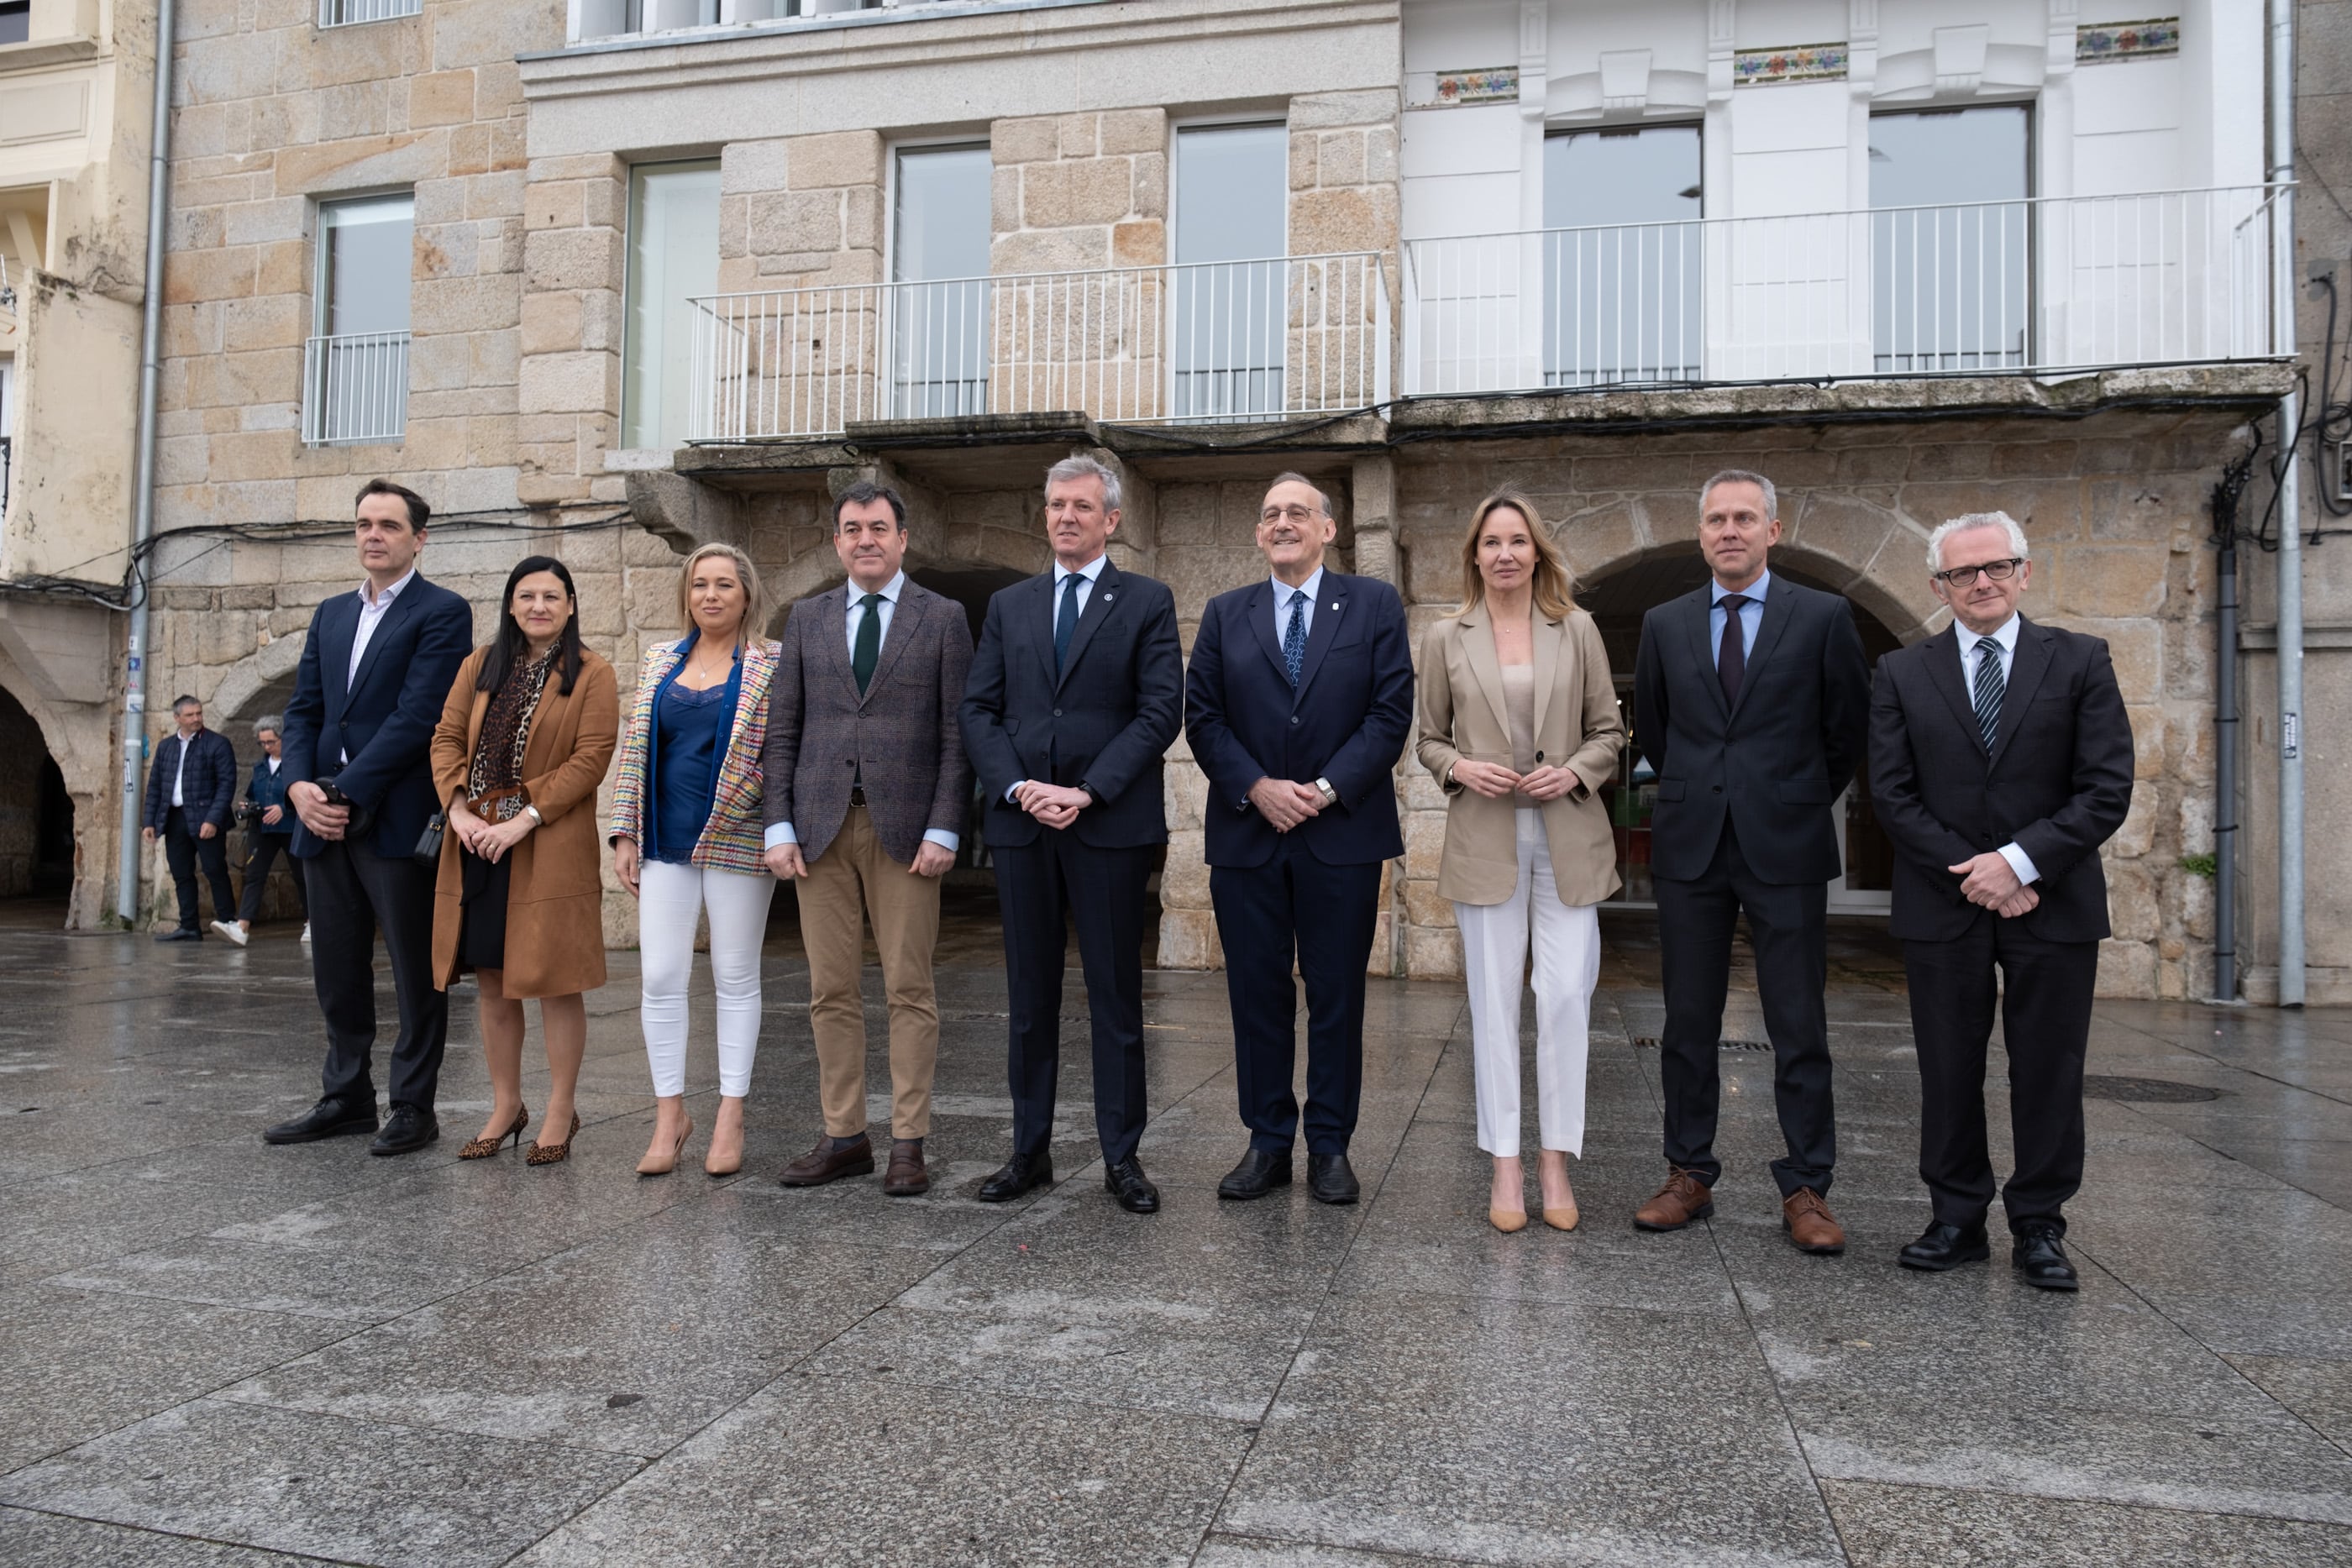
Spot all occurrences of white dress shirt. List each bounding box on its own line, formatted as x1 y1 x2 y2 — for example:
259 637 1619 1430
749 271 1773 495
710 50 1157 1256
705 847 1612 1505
171 732 191 806
764 571 958 857
1955 613 2040 886
1272 566 1325 649
1005 553 1111 803
343 568 415 766
1709 569 1769 660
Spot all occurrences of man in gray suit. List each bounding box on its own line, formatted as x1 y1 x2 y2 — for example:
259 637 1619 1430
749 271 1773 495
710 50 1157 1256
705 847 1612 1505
764 480 974 1197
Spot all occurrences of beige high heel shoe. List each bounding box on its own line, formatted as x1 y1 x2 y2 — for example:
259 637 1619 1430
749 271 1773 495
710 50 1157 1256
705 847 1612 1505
1489 1205 1530 1234
636 1118 693 1177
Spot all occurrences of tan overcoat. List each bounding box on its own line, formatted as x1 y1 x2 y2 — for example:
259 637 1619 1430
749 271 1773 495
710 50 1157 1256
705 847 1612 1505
428 645 619 998
1414 606 1625 908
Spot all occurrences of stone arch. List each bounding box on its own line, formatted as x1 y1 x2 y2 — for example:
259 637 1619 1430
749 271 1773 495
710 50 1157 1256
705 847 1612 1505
0 654 108 927
205 633 307 737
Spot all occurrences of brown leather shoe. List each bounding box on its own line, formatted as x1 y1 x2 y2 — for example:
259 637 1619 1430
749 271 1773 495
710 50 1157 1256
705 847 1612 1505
1782 1188 1846 1255
777 1132 874 1188
882 1139 930 1197
1633 1167 1714 1231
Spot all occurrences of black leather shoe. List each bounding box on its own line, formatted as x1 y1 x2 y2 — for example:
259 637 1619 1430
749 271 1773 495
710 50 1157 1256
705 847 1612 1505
976 1150 1053 1203
154 927 202 943
262 1096 379 1145
2012 1224 2080 1291
1898 1220 1991 1272
1104 1156 1160 1214
1217 1148 1292 1200
1306 1152 1360 1205
368 1104 440 1157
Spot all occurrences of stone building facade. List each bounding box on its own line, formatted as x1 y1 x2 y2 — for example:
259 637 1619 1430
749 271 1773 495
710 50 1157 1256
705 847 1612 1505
9 0 2334 1008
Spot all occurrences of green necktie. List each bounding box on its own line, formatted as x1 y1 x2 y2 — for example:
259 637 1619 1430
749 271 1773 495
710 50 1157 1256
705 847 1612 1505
853 592 883 695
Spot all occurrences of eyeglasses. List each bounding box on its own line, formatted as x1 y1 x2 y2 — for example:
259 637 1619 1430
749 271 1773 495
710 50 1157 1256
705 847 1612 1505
1259 505 1322 526
1932 557 2024 588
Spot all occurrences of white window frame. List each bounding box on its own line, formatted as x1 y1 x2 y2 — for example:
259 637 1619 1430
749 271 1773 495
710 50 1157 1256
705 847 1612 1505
303 193 414 448
621 158 722 455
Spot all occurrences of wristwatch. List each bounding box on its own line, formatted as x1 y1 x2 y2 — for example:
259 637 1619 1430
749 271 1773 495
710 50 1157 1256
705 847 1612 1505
1314 778 1339 808
522 805 543 826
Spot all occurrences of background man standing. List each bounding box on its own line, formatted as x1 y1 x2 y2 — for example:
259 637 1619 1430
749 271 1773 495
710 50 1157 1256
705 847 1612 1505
959 454 1184 1214
1184 473 1413 1205
1869 511 2133 1290
266 480 474 1156
764 481 974 1198
141 695 237 942
1630 469 1872 1253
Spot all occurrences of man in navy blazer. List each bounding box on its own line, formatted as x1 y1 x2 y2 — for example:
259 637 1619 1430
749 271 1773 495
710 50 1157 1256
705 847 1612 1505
1184 474 1413 1205
265 480 475 1156
1870 511 2133 1289
959 454 1184 1214
140 694 239 941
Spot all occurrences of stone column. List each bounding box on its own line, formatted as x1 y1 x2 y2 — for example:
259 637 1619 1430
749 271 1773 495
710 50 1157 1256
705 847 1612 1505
517 154 627 506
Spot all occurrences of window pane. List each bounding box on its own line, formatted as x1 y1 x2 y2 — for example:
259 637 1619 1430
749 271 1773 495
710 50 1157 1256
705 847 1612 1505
1871 108 2029 372
320 196 413 338
1541 127 1702 385
1174 123 1285 418
623 160 721 452
892 145 991 417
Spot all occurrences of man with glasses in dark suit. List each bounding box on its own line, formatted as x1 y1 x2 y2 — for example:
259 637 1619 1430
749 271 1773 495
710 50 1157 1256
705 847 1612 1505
1869 511 2133 1290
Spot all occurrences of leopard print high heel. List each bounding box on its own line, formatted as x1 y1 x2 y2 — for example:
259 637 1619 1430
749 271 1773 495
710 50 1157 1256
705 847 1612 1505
459 1105 529 1160
525 1112 583 1166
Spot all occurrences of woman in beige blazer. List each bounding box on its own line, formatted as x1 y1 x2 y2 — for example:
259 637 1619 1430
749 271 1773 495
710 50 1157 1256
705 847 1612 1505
1416 490 1624 1234
429 556 619 1167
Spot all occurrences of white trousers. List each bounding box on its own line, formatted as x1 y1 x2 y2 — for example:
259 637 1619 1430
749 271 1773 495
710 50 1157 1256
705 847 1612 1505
1453 809 1603 1159
638 859 777 1098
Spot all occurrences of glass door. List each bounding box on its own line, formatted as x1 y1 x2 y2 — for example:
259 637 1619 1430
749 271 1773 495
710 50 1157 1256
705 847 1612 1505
1172 122 1287 419
891 144 993 417
1542 126 1703 386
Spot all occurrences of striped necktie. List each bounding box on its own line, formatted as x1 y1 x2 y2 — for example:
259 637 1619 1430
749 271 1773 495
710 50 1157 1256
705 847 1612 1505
1972 637 2005 754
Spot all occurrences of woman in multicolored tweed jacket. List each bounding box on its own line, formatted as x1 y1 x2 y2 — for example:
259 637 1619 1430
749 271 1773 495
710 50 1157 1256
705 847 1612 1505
609 543 782 1178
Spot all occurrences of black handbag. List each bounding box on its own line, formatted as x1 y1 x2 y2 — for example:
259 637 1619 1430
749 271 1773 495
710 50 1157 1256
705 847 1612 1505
412 812 446 867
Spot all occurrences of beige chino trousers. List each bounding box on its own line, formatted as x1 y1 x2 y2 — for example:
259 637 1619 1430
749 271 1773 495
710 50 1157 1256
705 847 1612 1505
801 805 942 1141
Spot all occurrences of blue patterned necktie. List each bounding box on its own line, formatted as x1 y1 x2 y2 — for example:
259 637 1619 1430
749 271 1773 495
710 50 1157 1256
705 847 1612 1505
1972 637 2005 753
1283 589 1307 687
1054 572 1081 675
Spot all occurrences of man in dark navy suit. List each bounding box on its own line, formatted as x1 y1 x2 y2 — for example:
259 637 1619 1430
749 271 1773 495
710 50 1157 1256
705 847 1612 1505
959 454 1184 1214
1184 474 1413 1205
1871 511 2133 1290
265 480 474 1156
1630 469 1872 1254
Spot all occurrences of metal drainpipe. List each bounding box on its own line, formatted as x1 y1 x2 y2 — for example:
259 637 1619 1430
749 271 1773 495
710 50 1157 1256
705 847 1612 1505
2270 0 2305 1007
2213 530 2238 1000
115 0 176 925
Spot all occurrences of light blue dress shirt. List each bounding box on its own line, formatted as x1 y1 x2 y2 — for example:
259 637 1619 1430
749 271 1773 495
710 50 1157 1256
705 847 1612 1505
1008 553 1111 802
1955 613 2039 886
1709 568 1769 660
764 569 958 857
1273 566 1324 648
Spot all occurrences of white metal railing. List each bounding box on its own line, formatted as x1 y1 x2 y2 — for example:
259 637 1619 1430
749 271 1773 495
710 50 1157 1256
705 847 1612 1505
319 0 422 25
1404 185 2286 396
302 332 410 447
688 254 1389 440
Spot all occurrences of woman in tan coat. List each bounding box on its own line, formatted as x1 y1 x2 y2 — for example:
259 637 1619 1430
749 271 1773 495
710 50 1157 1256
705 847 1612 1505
430 556 619 1166
1416 491 1624 1234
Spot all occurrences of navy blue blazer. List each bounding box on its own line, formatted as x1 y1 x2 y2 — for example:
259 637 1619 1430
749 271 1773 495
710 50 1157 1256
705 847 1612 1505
143 728 237 833
1184 570 1413 868
958 559 1183 851
279 574 475 860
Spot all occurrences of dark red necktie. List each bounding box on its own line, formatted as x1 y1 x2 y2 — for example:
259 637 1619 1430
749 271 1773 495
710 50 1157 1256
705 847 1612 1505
1717 594 1750 705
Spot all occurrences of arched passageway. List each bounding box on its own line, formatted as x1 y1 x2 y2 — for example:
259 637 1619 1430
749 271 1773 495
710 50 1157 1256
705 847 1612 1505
0 683 74 907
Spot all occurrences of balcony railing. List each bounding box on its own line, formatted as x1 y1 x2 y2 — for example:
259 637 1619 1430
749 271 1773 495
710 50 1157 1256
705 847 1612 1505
302 332 410 447
686 254 1389 441
319 0 423 25
1403 185 2286 396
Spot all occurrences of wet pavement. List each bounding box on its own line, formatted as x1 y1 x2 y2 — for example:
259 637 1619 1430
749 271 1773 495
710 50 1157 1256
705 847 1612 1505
1 914 2349 1566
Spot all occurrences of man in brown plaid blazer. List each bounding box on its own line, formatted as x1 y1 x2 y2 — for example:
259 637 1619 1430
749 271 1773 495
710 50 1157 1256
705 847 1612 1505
764 480 974 1196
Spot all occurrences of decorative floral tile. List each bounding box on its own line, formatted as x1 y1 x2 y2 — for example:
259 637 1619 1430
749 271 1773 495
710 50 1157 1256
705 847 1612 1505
1432 68 1519 107
2076 18 2181 63
1732 43 1850 87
